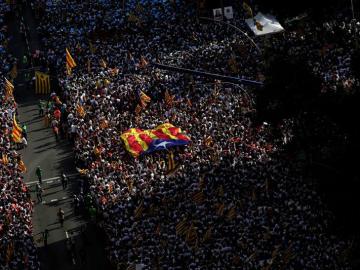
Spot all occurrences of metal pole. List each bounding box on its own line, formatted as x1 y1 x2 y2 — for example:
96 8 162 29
152 62 263 86
200 17 262 54
351 0 355 19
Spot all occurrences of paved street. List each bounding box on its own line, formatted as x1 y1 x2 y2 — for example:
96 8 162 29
7 3 107 270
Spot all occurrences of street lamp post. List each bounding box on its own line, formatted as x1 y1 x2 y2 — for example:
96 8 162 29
199 17 262 54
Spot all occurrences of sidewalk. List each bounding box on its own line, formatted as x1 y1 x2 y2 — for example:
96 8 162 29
7 2 108 270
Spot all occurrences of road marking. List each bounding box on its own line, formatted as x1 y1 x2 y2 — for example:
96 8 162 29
26 173 79 186
40 196 69 205
65 231 69 239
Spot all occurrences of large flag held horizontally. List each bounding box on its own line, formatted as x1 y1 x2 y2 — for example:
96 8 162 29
35 71 51 94
121 123 191 157
12 115 23 143
66 48 77 75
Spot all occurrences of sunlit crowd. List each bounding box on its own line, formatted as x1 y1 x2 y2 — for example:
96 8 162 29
0 3 39 270
1 0 357 269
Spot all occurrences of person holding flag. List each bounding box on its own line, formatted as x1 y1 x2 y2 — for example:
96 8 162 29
66 48 77 75
12 114 23 147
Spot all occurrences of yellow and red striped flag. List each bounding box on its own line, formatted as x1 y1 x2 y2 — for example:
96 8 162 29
18 158 27 173
99 119 109 129
139 91 151 108
204 136 213 147
176 218 188 236
135 104 142 115
99 58 107 68
139 56 149 68
134 200 144 219
66 48 76 74
226 206 236 220
216 203 225 216
185 223 198 246
9 64 18 80
167 151 176 172
192 190 204 204
4 78 14 99
76 104 86 118
164 89 175 107
2 153 9 165
203 226 212 242
12 115 23 143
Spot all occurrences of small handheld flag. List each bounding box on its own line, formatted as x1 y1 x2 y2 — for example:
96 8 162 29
66 48 77 74
12 115 23 143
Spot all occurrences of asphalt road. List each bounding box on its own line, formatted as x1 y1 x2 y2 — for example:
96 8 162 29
7 3 107 270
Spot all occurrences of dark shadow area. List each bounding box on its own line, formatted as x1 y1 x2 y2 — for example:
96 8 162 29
256 55 360 269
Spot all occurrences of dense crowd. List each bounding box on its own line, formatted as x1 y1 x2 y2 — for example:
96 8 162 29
29 0 359 269
268 15 359 94
0 4 39 270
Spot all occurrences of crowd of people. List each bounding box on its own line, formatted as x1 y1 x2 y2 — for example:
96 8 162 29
0 0 356 269
27 0 359 269
0 3 39 270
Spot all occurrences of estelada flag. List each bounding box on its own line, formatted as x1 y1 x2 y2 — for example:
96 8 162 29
12 115 23 143
121 123 191 157
166 150 180 175
35 71 51 94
